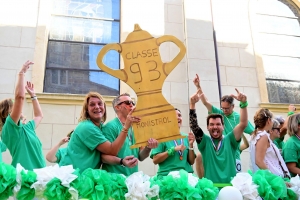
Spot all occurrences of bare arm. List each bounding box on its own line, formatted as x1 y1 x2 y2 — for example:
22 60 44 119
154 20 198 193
193 74 212 112
139 138 158 161
25 82 43 128
286 162 300 175
232 89 248 141
255 135 269 169
46 137 69 163
240 134 249 151
97 109 140 156
10 61 33 124
101 154 138 168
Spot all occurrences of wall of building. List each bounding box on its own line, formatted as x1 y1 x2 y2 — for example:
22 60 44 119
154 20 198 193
0 0 296 177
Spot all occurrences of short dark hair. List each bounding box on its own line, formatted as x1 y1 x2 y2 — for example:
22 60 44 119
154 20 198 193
221 95 234 105
175 108 181 113
206 113 224 126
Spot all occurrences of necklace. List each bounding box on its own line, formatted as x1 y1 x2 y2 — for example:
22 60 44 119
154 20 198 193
295 133 300 140
173 139 184 160
210 136 224 155
117 117 133 145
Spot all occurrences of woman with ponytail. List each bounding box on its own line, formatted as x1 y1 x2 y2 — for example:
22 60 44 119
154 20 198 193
250 108 290 178
282 113 300 177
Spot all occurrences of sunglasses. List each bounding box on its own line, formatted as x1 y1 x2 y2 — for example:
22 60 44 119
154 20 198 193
118 100 135 106
272 128 280 132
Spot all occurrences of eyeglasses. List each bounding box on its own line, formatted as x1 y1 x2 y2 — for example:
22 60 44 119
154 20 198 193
221 106 232 111
118 100 135 106
272 128 280 132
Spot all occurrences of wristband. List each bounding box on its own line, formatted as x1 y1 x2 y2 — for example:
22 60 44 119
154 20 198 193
239 101 248 108
188 147 194 150
31 96 37 100
288 111 295 116
167 146 175 156
120 158 125 167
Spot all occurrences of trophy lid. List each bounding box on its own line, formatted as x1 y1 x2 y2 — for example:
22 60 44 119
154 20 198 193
124 24 153 43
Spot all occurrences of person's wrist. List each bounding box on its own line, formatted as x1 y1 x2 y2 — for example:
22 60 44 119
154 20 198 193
31 96 37 101
239 101 248 108
119 158 125 167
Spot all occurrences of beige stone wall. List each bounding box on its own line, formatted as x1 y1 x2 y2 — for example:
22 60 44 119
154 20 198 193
0 0 296 178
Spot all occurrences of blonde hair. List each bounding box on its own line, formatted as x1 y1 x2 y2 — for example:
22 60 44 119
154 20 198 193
79 92 107 123
0 98 13 131
287 113 300 136
253 108 273 137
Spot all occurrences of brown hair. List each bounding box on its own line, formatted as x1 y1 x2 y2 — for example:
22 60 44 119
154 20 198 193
253 108 273 137
79 92 107 123
287 113 300 136
0 98 13 131
206 113 224 126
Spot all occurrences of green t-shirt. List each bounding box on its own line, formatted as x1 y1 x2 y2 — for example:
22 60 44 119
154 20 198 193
198 132 240 183
211 106 254 159
150 132 194 177
282 135 300 177
0 140 7 162
1 115 46 170
55 148 67 164
274 137 284 150
102 118 139 176
59 120 107 172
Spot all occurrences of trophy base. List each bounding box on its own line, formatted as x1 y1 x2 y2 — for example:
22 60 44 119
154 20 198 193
130 134 185 149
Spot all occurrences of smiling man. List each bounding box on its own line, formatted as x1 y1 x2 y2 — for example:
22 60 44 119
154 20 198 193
192 74 254 173
189 88 248 183
101 93 158 176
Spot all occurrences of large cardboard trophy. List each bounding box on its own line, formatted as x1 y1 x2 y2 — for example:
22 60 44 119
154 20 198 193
97 24 186 148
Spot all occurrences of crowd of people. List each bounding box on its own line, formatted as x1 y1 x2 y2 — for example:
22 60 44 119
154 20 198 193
0 61 299 186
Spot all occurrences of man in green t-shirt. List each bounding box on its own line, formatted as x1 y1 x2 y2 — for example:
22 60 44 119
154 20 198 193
189 88 248 183
101 93 158 176
193 74 254 173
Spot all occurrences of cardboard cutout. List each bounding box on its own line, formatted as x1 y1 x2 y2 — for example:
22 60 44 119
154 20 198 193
97 24 186 148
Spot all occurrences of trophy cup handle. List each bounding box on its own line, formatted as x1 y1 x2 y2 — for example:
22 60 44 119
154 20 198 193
97 43 127 81
156 35 186 75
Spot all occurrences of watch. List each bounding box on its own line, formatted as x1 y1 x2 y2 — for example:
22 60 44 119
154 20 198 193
120 158 125 167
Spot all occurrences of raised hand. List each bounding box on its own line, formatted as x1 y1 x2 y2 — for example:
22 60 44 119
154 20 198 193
58 137 70 146
20 60 34 74
193 74 200 89
124 108 140 129
175 144 186 152
188 132 195 146
231 88 247 103
288 104 296 112
190 89 202 104
25 81 35 97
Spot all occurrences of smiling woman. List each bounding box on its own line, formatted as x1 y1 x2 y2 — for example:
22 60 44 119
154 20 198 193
59 91 136 172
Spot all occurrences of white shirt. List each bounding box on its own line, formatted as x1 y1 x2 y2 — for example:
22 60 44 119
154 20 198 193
250 130 290 177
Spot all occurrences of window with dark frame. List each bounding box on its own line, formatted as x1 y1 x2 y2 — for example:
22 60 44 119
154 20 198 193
44 0 120 96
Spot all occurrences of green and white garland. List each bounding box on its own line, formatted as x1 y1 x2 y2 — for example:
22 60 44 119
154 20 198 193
0 162 299 200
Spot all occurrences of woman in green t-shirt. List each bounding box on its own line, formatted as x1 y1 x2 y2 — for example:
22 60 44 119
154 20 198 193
0 60 46 170
59 92 140 172
150 108 196 178
282 113 300 177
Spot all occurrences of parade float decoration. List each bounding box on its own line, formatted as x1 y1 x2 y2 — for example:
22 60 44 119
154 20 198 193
0 162 299 200
97 24 186 148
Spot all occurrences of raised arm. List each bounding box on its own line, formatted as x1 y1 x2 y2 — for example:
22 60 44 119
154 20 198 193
232 89 248 141
10 61 33 124
189 91 204 143
46 136 69 163
193 74 212 112
25 82 43 128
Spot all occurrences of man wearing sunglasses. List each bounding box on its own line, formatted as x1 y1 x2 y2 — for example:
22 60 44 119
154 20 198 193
101 93 158 176
192 74 254 173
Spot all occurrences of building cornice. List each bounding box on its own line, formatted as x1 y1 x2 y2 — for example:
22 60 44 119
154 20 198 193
259 103 299 113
